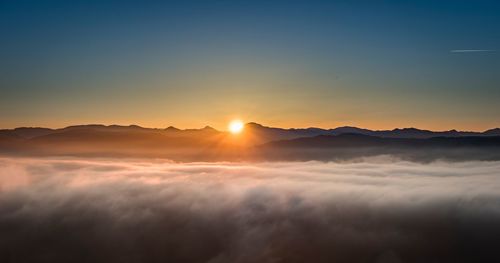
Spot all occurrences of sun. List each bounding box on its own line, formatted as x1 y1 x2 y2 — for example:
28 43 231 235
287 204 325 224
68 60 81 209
228 120 244 134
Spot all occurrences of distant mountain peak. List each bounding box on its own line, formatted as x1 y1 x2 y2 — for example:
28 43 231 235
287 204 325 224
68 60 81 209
393 127 426 132
484 128 500 136
201 126 217 131
63 124 107 130
331 126 372 132
165 126 180 131
13 127 53 131
108 124 144 129
246 122 265 128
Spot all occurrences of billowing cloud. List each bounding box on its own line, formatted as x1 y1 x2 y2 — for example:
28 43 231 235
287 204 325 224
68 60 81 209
1 157 500 262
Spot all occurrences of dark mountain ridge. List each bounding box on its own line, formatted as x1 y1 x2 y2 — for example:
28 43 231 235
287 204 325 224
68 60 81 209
262 133 500 148
1 122 498 141
1 123 500 161
245 122 498 141
257 133 500 162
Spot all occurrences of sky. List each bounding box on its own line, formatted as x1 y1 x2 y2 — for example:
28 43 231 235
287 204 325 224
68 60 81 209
0 0 499 131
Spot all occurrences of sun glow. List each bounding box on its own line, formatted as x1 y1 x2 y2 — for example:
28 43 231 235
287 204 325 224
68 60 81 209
228 120 244 134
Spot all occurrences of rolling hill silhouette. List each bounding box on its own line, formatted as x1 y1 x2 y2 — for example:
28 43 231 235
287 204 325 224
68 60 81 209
1 123 500 161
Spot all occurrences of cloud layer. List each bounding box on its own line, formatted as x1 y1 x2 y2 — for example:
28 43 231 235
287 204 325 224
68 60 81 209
1 157 500 262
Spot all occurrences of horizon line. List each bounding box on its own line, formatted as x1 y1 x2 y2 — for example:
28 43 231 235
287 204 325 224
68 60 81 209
1 122 498 133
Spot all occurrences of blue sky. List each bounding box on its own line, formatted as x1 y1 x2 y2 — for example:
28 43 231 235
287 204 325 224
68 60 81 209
0 0 499 130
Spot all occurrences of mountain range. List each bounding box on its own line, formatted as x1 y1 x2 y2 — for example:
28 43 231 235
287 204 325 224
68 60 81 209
2 122 500 140
1 123 500 161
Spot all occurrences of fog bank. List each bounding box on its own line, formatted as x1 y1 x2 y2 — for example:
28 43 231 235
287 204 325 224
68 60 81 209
1 157 500 262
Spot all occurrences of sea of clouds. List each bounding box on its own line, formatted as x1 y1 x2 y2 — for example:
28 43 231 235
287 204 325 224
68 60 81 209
1 156 500 262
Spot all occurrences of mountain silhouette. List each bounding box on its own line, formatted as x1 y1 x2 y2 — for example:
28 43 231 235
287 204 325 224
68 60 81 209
261 133 500 148
244 122 495 141
257 133 500 162
484 128 500 136
1 123 497 142
1 123 499 161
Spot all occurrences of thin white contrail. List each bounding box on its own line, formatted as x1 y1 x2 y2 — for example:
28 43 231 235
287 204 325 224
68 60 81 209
450 49 496 53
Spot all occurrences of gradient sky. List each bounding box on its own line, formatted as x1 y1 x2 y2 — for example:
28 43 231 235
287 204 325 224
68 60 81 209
1 0 499 131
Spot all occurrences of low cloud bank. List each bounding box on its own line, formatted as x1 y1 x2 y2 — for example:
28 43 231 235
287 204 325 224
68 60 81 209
1 157 500 262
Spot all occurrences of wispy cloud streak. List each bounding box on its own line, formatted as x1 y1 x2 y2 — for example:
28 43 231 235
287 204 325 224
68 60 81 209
450 49 496 53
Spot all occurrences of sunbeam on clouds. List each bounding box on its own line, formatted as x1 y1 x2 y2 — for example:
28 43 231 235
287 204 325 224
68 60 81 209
1 157 500 262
